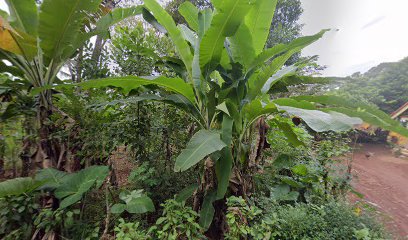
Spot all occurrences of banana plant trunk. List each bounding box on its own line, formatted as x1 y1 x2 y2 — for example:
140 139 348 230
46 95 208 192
193 158 228 239
36 91 59 169
20 118 36 177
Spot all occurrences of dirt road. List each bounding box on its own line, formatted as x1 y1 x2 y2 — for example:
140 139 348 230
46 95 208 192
351 143 408 238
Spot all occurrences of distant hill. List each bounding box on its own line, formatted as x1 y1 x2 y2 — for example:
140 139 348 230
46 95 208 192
334 57 408 114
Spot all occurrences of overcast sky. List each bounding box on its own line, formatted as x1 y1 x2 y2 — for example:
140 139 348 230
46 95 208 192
1 0 407 77
300 0 408 76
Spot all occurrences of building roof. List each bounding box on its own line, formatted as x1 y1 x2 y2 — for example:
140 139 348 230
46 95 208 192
391 102 408 119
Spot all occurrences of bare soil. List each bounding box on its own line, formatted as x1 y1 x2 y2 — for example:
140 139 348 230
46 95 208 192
351 143 408 238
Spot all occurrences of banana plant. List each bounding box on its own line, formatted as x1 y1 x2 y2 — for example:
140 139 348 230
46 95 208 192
0 0 142 169
45 0 408 232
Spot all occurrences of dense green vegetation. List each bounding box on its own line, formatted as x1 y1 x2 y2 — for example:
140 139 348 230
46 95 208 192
334 57 408 114
0 0 405 239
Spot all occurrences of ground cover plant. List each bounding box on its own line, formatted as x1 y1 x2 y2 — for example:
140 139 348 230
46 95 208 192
0 0 406 239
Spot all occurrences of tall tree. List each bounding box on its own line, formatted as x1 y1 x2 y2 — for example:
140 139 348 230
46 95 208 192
267 0 303 47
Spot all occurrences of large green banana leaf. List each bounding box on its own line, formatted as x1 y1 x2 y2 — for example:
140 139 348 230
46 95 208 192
5 0 38 36
199 0 252 73
144 0 194 78
39 0 101 61
174 130 227 172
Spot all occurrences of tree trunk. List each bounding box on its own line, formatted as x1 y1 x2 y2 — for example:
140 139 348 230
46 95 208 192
192 158 228 240
20 118 36 177
34 91 59 170
91 0 115 65
91 36 104 65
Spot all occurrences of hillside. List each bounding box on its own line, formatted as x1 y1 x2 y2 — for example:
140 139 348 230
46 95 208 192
335 57 408 113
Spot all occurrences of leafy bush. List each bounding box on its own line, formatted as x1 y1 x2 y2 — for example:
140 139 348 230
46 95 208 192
33 208 80 237
225 196 262 239
0 195 38 239
224 196 386 240
260 201 387 240
114 218 148 240
111 189 155 215
149 199 205 239
258 120 355 203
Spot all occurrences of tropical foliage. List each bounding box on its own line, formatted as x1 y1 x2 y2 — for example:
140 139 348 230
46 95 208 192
335 57 408 114
0 0 405 239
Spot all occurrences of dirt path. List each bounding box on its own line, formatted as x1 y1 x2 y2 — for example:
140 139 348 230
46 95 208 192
351 143 408 238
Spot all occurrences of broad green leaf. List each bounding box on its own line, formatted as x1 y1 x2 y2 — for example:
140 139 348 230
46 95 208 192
126 196 155 214
216 102 230 116
199 0 253 73
243 100 277 126
271 184 289 199
273 98 316 110
111 203 126 214
269 75 330 94
216 115 233 199
5 0 38 36
281 176 303 188
262 65 298 93
292 95 408 137
90 93 204 126
0 16 36 57
211 0 222 10
46 76 197 105
272 118 304 147
144 0 193 78
179 2 199 32
272 154 293 170
93 6 143 37
228 23 256 68
119 189 144 204
277 105 362 132
179 24 197 48
229 0 278 68
142 7 167 33
292 164 308 176
59 194 83 209
271 185 299 201
199 191 217 230
246 0 278 55
293 95 397 124
247 48 301 100
113 190 155 214
35 168 68 190
55 166 109 209
247 30 329 73
174 130 227 172
325 107 408 137
0 177 44 197
176 183 199 202
198 8 213 39
39 0 101 61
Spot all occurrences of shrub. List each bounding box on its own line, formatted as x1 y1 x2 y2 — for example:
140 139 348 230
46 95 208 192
0 195 38 239
149 199 205 239
261 201 387 240
114 218 148 240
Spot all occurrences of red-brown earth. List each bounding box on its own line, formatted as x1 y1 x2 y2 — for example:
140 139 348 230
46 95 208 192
350 143 408 238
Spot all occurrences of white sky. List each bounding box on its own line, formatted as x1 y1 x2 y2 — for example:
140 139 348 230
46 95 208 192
1 0 407 77
300 0 408 76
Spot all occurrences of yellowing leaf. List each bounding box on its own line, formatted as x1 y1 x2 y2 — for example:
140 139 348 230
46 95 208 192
0 16 22 55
